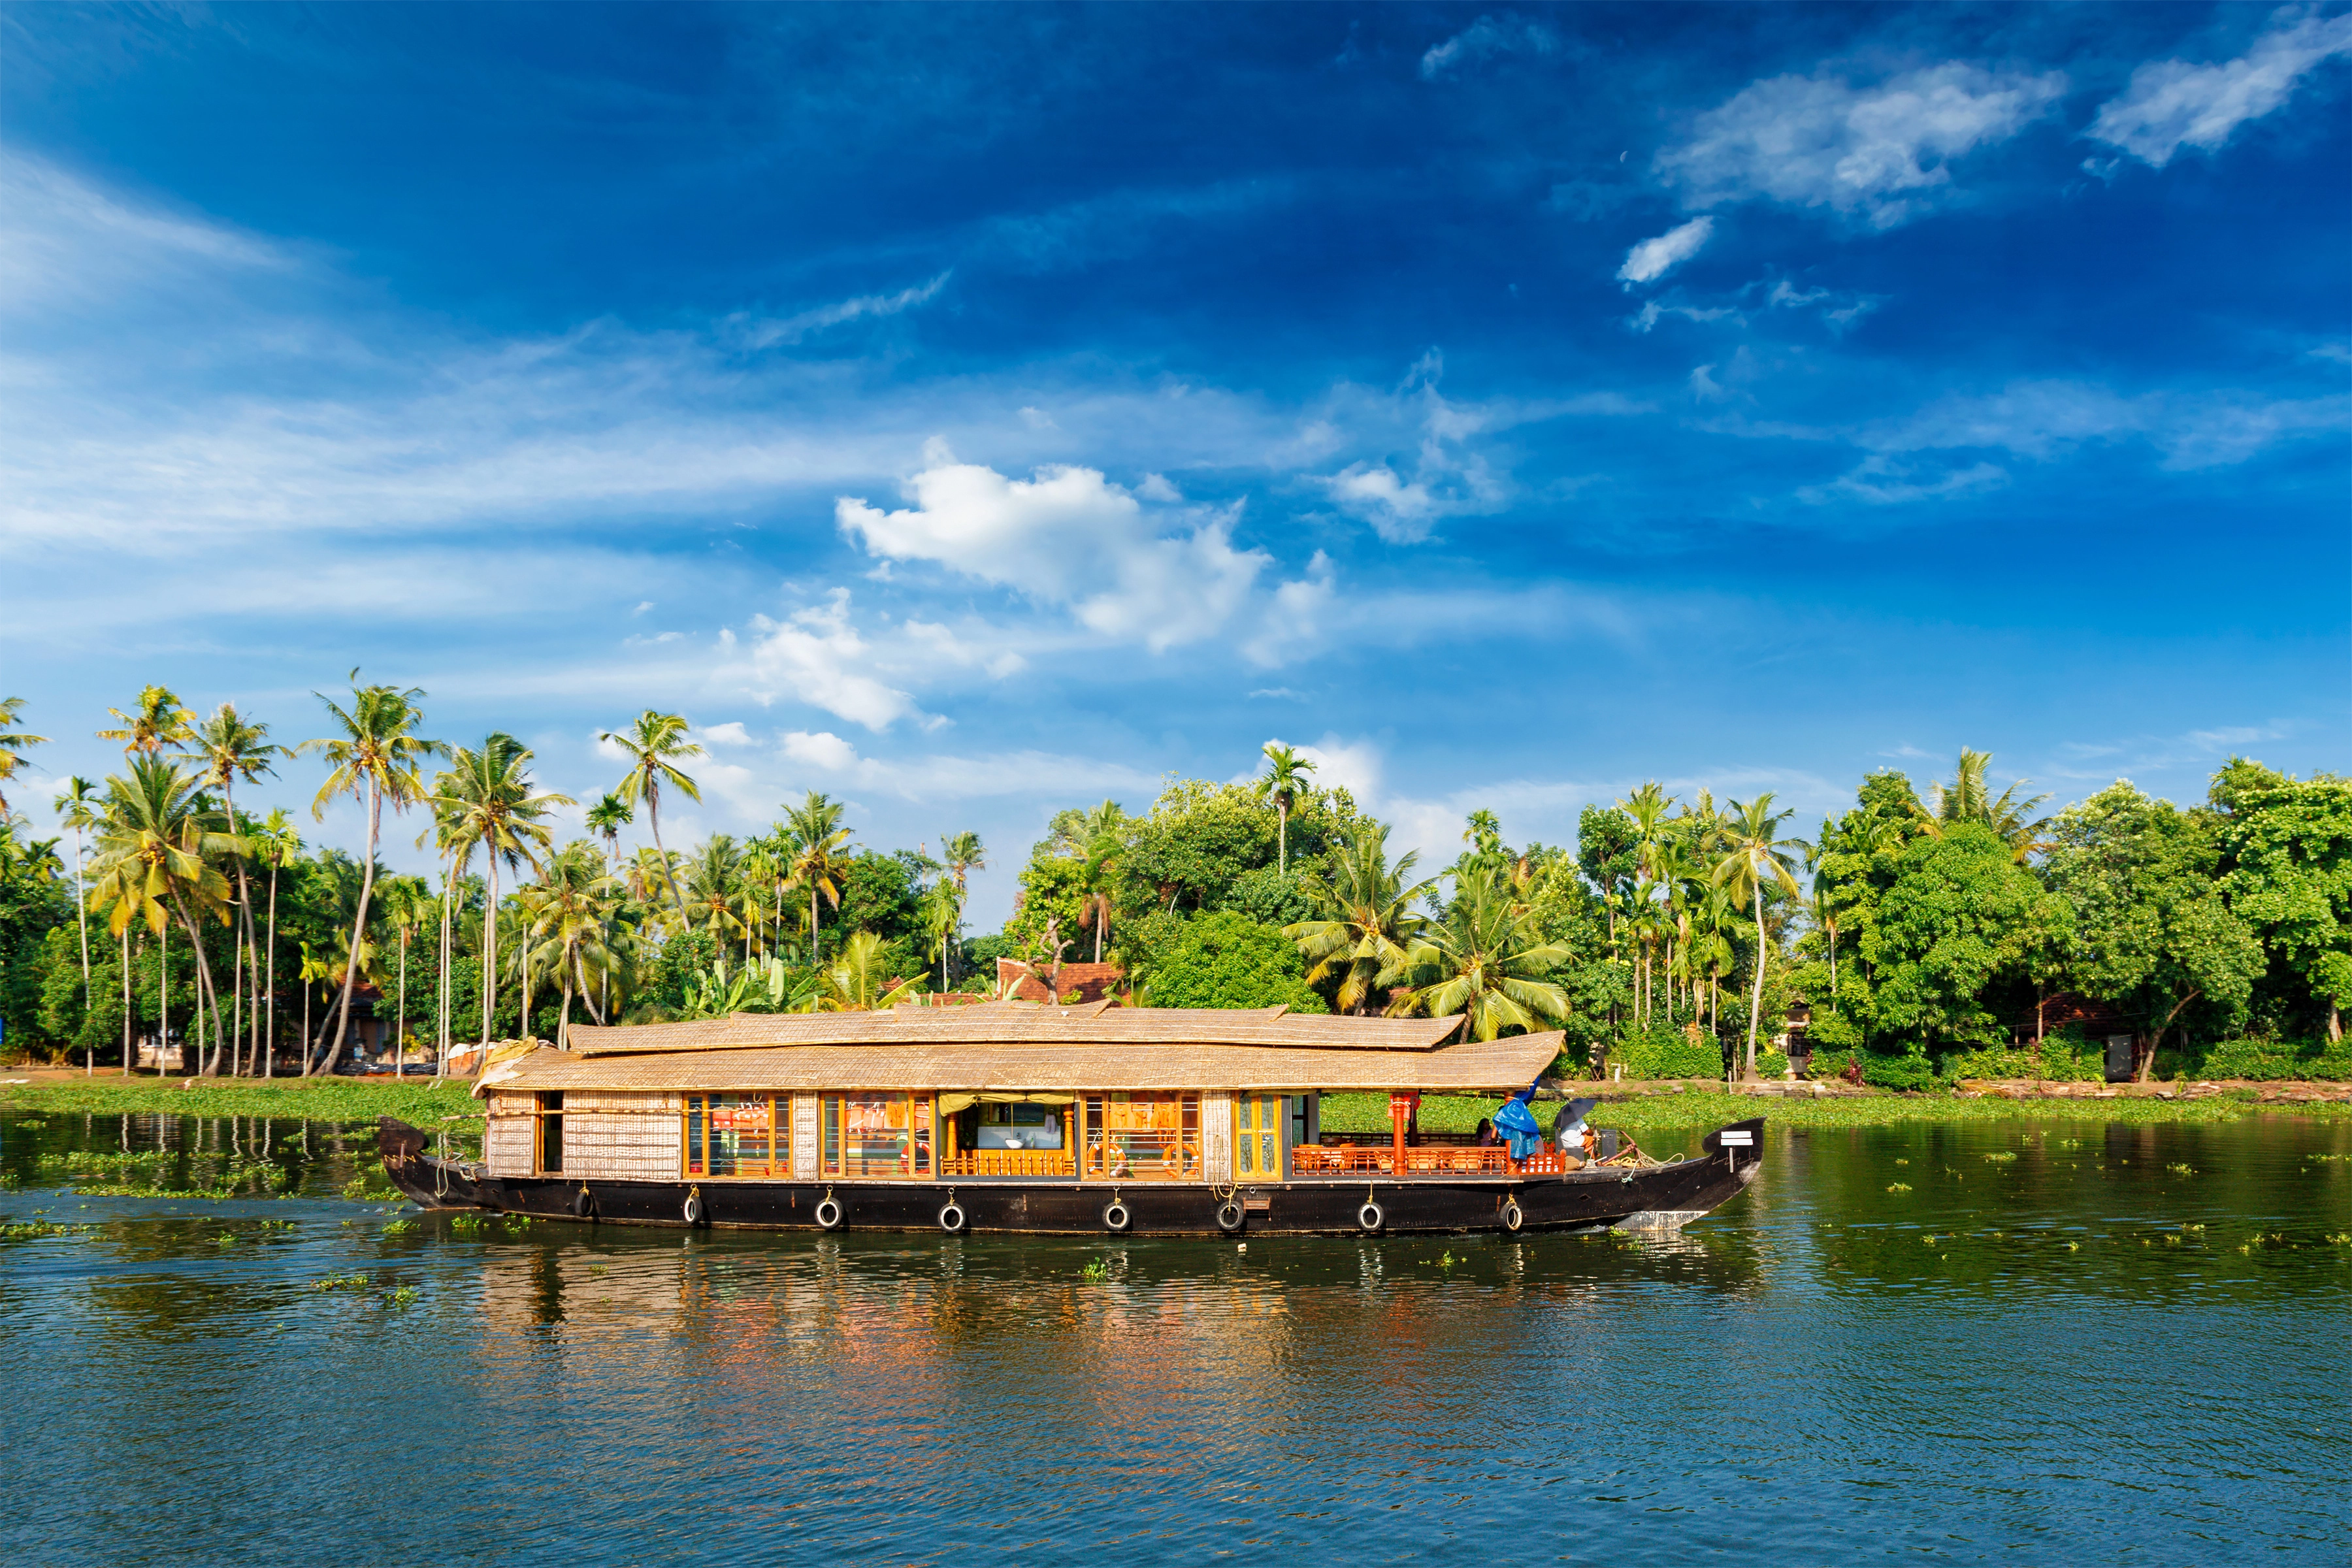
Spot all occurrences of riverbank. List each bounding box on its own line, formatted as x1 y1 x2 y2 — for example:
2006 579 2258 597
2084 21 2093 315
0 1073 482 1128
1320 1084 2352 1135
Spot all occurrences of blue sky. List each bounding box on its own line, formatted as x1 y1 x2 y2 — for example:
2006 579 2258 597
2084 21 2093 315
3 3 2346 926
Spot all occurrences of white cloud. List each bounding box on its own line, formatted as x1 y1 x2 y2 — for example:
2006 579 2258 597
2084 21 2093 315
1797 456 2009 506
1860 379 2349 469
781 729 861 771
724 271 951 351
1420 14 1560 80
732 589 925 732
1313 353 1516 542
698 721 755 747
836 450 1317 659
2089 10 2352 167
1658 63 2068 227
769 730 1160 802
1617 216 1715 285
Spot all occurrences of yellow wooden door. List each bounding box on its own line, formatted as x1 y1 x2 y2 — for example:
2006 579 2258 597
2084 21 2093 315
1235 1095 1282 1180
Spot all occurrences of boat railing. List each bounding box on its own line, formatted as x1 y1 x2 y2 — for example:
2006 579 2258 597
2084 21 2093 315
939 1149 1077 1179
1292 1143 1573 1178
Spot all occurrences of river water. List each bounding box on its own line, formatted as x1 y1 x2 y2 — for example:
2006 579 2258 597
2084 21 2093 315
2 1111 2346 1564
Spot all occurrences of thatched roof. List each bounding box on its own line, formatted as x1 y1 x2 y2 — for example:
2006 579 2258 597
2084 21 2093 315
566 1002 1466 1057
494 1022 1561 1096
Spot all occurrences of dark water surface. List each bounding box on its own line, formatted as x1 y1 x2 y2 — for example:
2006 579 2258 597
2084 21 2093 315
3 1113 2347 1565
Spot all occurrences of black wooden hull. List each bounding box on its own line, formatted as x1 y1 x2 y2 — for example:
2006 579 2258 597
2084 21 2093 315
378 1116 1763 1236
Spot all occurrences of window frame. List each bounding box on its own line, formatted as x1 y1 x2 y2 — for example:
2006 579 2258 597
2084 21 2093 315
680 1092 789 1179
818 1091 936 1180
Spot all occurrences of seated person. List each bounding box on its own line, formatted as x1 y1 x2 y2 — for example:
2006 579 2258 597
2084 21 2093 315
1554 1098 1599 1166
1473 1117 1497 1147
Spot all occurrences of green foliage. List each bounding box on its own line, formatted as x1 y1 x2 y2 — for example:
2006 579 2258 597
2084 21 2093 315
1869 822 2068 1050
1219 866 1313 928
2212 762 2352 1034
1610 1022 1725 1079
2193 1036 2352 1082
833 850 925 948
1142 911 1326 1012
644 930 717 1015
1944 1034 2105 1082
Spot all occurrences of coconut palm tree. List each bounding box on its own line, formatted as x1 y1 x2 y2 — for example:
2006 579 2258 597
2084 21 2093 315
805 929 925 1012
521 846 623 1047
432 734 569 1056
602 711 702 928
52 777 101 1072
941 830 987 896
251 809 301 1076
189 703 287 1074
0 696 47 815
921 878 963 990
1254 743 1317 874
1384 865 1569 1041
681 834 750 948
300 678 443 1075
1285 823 1436 1015
96 685 195 759
1712 793 1808 1081
585 791 632 873
377 875 433 1075
783 791 852 962
85 757 240 1074
1920 749 2053 862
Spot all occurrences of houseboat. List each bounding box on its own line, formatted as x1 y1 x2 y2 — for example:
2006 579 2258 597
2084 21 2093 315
378 1002 1764 1236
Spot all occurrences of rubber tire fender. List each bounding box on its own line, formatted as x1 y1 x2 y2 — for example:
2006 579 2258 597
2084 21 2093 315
1102 1200 1133 1233
1215 1200 1245 1233
681 1194 704 1226
814 1197 844 1231
937 1201 968 1234
1500 1199 1526 1233
1356 1200 1385 1234
571 1188 596 1220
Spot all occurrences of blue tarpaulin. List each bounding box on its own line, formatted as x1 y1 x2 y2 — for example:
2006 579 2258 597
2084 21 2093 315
1492 1087 1544 1160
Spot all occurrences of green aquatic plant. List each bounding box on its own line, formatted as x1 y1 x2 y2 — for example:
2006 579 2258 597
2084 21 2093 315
1886 1182 1912 1193
0 1220 97 1241
381 1218 416 1236
1984 1151 2017 1162
315 1271 368 1292
385 1285 419 1308
1080 1257 1109 1282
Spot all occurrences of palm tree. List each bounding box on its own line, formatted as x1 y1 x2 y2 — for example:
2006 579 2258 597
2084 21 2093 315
1712 794 1808 1081
53 777 101 1072
252 809 301 1077
1385 865 1570 1041
379 875 433 1076
681 834 750 947
85 757 240 1075
0 696 48 814
585 792 632 873
941 830 987 896
783 790 852 962
602 711 702 928
522 846 623 1047
806 929 925 1012
189 703 287 1075
95 685 195 759
921 878 963 990
299 678 443 1075
1254 743 1317 874
432 734 569 1055
1077 817 1128 963
1285 823 1435 1015
1921 748 2052 862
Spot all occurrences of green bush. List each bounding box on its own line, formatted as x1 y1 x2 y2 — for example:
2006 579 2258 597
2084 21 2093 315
1140 911 1326 1012
1609 1023 1724 1080
1756 1047 1790 1078
1944 1036 2104 1082
1859 1049 1946 1092
2191 1036 2352 1082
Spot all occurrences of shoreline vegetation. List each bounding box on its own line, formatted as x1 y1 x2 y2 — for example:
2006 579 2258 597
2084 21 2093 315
4 1075 2345 1137
1 688 2344 1096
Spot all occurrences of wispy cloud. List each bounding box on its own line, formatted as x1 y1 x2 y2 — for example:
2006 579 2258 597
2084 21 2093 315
723 272 952 350
1658 62 2067 228
2089 10 2352 168
1618 216 1715 286
1420 14 1560 81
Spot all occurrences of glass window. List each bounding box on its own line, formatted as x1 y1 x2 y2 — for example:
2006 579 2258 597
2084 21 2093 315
820 1093 934 1179
1083 1093 1201 1181
682 1094 786 1178
536 1091 565 1175
1235 1094 1282 1180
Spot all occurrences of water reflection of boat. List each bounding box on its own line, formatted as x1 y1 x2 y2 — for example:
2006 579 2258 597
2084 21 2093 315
379 1004 1763 1237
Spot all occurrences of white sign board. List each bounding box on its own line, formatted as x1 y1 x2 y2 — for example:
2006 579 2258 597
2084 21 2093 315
1719 1130 1754 1147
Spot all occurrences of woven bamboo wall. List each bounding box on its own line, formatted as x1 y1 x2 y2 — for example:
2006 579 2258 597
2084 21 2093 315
791 1094 819 1178
484 1115 534 1177
1201 1091 1233 1184
562 1109 681 1182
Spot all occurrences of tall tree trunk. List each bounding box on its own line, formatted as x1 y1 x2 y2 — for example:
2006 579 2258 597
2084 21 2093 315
1744 878 1767 1081
157 919 170 1077
395 926 408 1079
263 861 280 1079
182 897 227 1077
649 796 692 938
320 779 382 1075
558 962 572 1052
480 849 500 1051
120 927 132 1075
71 826 91 1075
1278 800 1288 875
